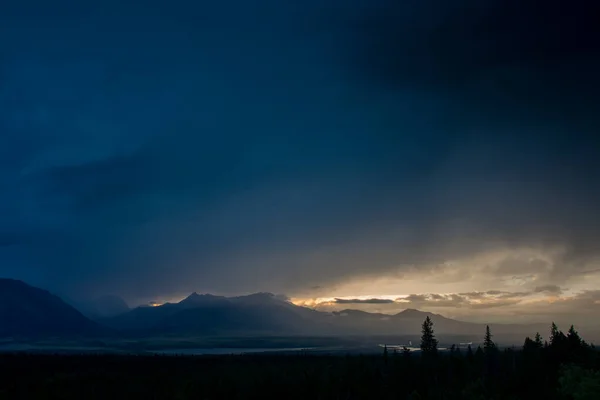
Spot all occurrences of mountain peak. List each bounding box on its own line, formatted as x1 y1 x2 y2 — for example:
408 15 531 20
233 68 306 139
183 291 216 299
179 292 227 306
396 308 430 317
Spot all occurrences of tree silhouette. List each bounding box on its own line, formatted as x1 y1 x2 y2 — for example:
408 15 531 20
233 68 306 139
550 322 567 346
534 332 543 348
483 325 496 352
523 336 535 352
550 322 559 340
567 325 583 347
566 325 589 364
420 316 438 355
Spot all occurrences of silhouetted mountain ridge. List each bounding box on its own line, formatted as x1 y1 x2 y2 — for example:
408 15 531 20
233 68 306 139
100 291 322 334
0 279 98 337
395 308 434 317
0 281 550 339
101 291 548 338
179 292 229 308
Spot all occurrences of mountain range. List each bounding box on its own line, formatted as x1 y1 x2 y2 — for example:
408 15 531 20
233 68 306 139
0 279 550 341
99 292 327 335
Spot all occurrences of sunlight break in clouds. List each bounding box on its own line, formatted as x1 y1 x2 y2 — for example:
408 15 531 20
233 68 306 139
288 245 600 325
292 289 600 328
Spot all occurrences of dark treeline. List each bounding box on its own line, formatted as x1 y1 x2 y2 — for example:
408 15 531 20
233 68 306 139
0 319 598 399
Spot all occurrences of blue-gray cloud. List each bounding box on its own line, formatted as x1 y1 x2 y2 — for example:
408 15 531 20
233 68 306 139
0 0 598 303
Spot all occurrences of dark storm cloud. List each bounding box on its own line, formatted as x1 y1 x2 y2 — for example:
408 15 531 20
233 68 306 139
348 0 599 92
333 298 395 305
0 0 599 303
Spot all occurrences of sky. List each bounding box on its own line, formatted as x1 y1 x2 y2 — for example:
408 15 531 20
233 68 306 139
1 0 599 325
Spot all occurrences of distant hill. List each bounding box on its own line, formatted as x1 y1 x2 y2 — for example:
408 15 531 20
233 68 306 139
329 307 548 339
0 279 98 338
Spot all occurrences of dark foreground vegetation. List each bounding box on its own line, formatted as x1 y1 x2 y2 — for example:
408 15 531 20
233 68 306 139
0 321 598 399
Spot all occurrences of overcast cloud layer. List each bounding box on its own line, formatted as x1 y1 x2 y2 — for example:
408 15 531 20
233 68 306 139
1 1 599 322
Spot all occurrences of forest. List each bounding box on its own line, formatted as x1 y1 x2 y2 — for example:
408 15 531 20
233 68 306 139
0 318 598 400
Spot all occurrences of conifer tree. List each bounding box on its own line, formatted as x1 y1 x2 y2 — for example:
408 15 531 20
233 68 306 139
523 336 535 351
534 332 543 348
567 325 583 347
483 325 496 352
420 316 438 354
551 322 559 341
550 322 566 346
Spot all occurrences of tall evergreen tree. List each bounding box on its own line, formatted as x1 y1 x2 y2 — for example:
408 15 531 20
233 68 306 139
523 336 535 351
566 325 589 363
420 316 438 354
534 332 544 348
483 325 496 352
550 322 559 341
567 325 583 347
550 322 566 346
